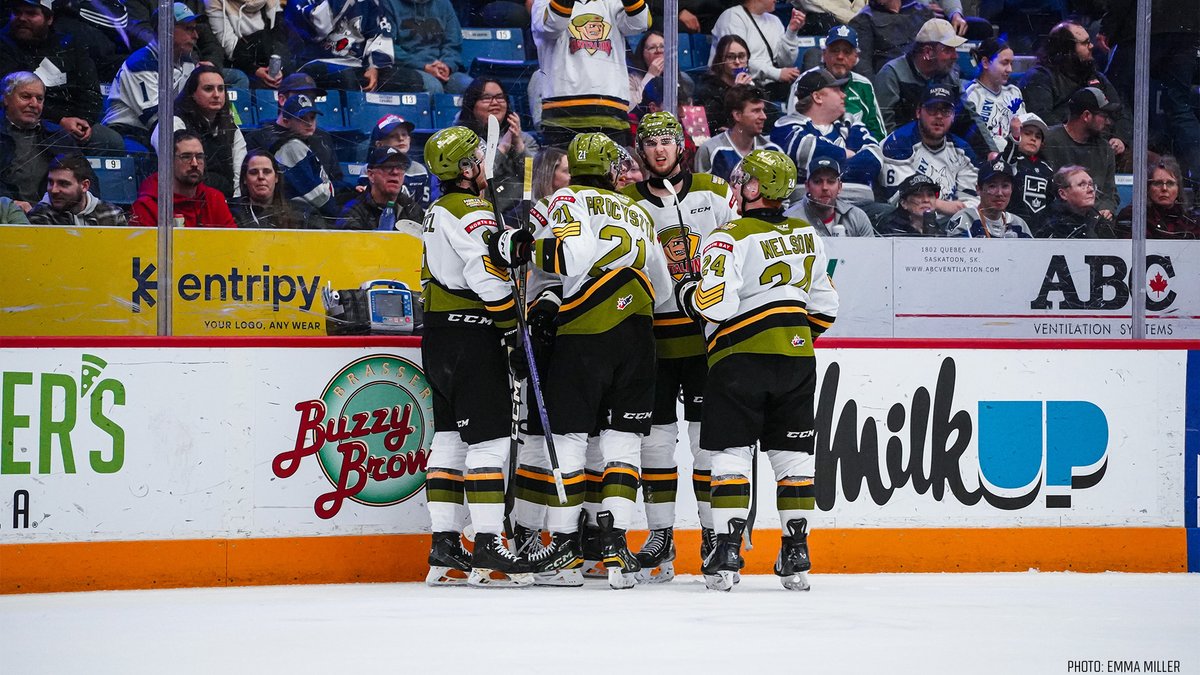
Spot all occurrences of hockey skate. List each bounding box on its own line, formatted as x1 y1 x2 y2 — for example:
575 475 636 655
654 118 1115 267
467 533 534 588
774 518 811 591
426 531 471 586
634 527 676 584
530 531 585 587
702 518 746 592
700 526 741 585
596 511 640 589
580 523 607 579
511 523 549 559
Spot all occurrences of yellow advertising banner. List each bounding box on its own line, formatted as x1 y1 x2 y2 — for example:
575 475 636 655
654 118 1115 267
1 226 423 336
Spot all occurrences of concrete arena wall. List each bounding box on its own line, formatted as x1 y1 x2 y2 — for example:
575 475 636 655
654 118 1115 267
0 336 1196 594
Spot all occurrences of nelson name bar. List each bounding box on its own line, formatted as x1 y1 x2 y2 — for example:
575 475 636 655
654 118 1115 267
1067 660 1182 673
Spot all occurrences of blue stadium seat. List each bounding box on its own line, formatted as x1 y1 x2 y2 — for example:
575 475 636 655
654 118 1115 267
227 88 254 127
87 156 138 205
340 162 367 180
1116 174 1133 210
691 33 713 72
467 59 537 99
958 42 980 80
461 28 526 68
343 91 433 132
432 94 463 128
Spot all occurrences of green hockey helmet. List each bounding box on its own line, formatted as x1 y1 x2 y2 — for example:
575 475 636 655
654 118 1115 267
424 126 482 180
567 132 621 178
737 149 797 201
636 111 684 147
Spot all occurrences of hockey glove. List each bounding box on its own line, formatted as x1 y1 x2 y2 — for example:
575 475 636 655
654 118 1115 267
488 228 534 268
502 327 531 381
526 290 561 348
674 277 702 323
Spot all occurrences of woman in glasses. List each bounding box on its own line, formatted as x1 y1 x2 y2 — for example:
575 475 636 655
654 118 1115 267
1115 155 1198 239
151 65 246 200
695 35 755 133
1041 165 1117 238
455 77 539 213
627 31 694 120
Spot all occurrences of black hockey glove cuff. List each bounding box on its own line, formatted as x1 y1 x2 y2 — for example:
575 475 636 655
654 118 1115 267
527 290 560 347
674 277 701 322
488 228 534 268
502 328 530 381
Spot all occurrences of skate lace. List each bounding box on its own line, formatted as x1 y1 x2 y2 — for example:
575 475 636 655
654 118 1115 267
642 529 669 556
528 536 564 564
492 537 522 563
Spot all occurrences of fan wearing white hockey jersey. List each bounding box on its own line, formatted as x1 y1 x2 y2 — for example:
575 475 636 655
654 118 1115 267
492 132 673 589
419 126 533 588
677 149 838 592
959 38 1026 157
620 112 739 583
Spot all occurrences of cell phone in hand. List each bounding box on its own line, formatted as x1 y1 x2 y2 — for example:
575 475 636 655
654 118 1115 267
733 67 749 78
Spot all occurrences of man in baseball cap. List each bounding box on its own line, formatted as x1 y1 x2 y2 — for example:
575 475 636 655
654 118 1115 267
772 66 878 179
878 173 944 236
784 155 876 237
368 113 432 210
336 146 423 231
947 159 1033 237
787 24 886 142
874 19 964 132
1040 86 1121 217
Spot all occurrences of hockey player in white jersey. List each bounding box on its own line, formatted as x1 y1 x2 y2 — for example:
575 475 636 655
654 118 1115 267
620 112 739 583
677 149 838 592
420 126 533 588
491 132 673 589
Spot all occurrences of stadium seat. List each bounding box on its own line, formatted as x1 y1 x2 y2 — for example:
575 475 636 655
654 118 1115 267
1116 174 1133 211
467 59 537 99
340 162 367 180
461 28 526 68
87 156 138 205
343 91 433 132
432 94 463 128
957 42 980 80
227 88 254 127
253 90 345 128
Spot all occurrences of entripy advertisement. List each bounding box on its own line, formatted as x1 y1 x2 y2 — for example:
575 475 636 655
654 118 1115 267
0 343 1191 543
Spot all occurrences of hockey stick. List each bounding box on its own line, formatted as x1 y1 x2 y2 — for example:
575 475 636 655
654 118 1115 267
485 114 568 505
502 160 536 536
744 444 759 551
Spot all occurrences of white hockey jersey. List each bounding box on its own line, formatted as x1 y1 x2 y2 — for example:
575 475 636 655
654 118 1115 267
961 80 1026 154
693 211 838 365
622 173 739 358
529 184 672 336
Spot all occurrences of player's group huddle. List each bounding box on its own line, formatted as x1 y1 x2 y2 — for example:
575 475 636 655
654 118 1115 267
418 111 839 593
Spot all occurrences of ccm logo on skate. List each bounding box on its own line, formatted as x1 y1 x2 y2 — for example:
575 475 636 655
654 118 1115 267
447 314 493 325
622 412 652 420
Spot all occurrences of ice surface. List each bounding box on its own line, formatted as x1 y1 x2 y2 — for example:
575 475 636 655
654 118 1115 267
2 573 1197 674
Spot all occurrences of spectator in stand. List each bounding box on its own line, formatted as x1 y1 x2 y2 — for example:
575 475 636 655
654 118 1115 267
0 0 125 154
455 77 539 214
627 31 695 118
246 76 345 200
875 18 964 133
645 0 727 34
792 0 867 36
247 93 339 217
370 113 432 209
695 85 779 184
1021 21 1132 161
783 155 876 236
206 0 289 90
151 66 246 199
848 83 978 216
130 129 237 227
772 67 880 183
103 2 199 150
709 0 805 100
849 0 988 77
385 0 474 94
786 25 887 143
960 37 1026 159
1040 165 1116 238
0 196 30 223
1001 112 1055 235
286 0 421 92
946 158 1032 237
231 149 320 228
876 172 946 235
0 72 78 210
125 0 245 84
694 36 754 134
27 154 128 227
1115 156 1198 239
531 0 650 147
531 146 570 201
52 0 155 82
336 146 423 231
1041 87 1119 218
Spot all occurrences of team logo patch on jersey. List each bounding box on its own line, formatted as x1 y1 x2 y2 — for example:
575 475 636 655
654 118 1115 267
464 197 490 208
716 221 736 231
465 218 496 234
791 335 806 348
616 293 634 310
567 14 613 55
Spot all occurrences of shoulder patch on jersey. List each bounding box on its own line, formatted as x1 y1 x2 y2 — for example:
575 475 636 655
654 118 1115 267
716 221 737 231
464 197 490 208
530 209 548 226
549 194 577 208
703 240 733 254
465 218 497 234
